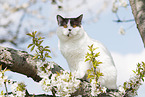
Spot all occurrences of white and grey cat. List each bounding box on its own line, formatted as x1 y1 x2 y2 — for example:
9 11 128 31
56 14 117 89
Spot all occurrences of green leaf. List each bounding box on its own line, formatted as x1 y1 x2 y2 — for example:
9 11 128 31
39 40 43 45
87 75 94 79
38 36 44 40
87 69 92 73
27 44 33 48
92 47 98 51
26 33 33 37
95 52 100 57
47 56 52 58
93 64 96 68
36 42 39 46
35 55 39 59
44 49 51 52
45 46 50 48
85 58 90 62
31 45 35 51
33 38 36 44
138 68 141 74
34 31 37 35
142 78 144 82
32 31 36 37
90 44 93 48
39 45 43 48
45 52 48 57
132 70 136 74
90 78 92 83
97 61 102 65
1 90 4 95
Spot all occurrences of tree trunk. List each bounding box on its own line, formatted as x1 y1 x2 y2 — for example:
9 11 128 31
129 0 145 47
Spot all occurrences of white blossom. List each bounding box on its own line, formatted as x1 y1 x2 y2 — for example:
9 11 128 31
118 86 125 94
38 71 48 78
102 87 107 93
125 74 142 96
42 0 46 2
2 3 10 10
22 3 29 8
39 70 80 96
39 78 52 92
54 71 80 96
10 82 26 96
49 62 54 69
36 61 42 67
112 0 127 13
8 94 15 97
16 91 25 97
37 61 55 78
112 2 118 13
0 79 4 87
119 26 126 35
0 71 8 87
91 88 101 96
3 76 8 80
10 83 18 93
119 0 127 7
90 79 101 96
0 72 2 77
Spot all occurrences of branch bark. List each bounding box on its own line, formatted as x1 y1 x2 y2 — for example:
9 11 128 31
129 0 145 47
0 46 63 82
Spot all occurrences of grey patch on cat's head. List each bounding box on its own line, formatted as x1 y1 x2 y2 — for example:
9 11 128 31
57 15 69 26
56 14 83 27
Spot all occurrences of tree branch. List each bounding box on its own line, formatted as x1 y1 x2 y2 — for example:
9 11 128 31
0 46 63 82
129 0 145 47
6 91 53 97
113 19 134 23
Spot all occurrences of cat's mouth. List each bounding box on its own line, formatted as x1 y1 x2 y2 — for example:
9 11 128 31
67 32 72 37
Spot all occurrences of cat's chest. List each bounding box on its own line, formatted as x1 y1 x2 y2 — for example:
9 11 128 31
60 41 87 59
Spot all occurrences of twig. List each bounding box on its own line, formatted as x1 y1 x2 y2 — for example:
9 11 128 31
4 92 53 97
4 82 8 97
25 90 30 97
51 87 56 97
2 67 8 96
114 13 134 23
113 19 134 23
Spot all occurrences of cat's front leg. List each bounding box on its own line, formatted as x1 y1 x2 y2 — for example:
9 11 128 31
75 61 91 79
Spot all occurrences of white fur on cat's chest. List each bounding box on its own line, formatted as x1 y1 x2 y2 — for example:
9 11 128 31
59 40 88 72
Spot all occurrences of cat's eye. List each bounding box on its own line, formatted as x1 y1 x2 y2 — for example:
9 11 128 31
63 25 67 28
73 25 77 28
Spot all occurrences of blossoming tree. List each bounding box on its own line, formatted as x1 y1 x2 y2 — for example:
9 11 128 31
0 0 145 96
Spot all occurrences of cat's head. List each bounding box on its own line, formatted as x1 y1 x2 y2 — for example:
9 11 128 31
56 14 84 41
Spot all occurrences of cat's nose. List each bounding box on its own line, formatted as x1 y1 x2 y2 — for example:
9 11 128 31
68 29 71 31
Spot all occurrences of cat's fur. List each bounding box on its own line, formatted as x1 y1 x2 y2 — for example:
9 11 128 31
56 14 117 89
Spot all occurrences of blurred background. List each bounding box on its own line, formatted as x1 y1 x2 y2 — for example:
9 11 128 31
0 0 144 96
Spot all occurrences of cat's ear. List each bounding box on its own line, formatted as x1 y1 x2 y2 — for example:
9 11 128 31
76 14 83 22
57 15 64 25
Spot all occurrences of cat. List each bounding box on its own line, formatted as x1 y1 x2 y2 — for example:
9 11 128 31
56 14 117 89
